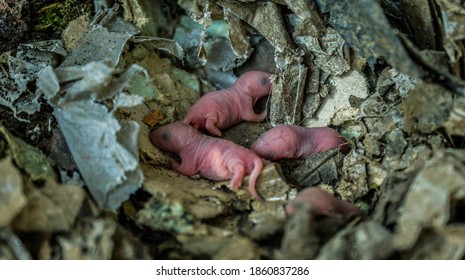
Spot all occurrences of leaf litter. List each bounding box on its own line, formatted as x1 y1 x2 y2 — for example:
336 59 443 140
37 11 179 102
0 0 465 259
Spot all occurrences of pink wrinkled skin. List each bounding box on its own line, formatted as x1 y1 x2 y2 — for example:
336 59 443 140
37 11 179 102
150 122 264 200
286 187 360 218
182 71 272 136
250 125 349 161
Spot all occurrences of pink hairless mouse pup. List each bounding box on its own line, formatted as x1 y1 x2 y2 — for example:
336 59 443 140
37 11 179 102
150 122 264 200
183 71 272 136
250 125 349 161
251 125 358 217
286 187 360 218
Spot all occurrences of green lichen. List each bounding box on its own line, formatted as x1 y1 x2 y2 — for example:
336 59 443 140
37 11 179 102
370 182 380 191
33 0 93 32
137 199 196 234
35 3 64 31
356 200 371 215
0 126 56 182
